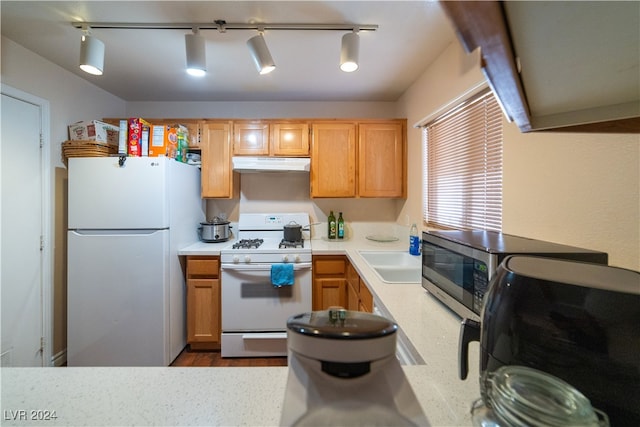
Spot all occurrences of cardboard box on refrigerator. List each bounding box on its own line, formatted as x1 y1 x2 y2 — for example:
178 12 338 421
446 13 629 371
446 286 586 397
165 124 188 159
127 118 152 156
117 119 128 154
149 124 169 157
68 120 119 144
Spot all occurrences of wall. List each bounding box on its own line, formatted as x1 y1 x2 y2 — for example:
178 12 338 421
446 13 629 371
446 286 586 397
1 36 127 360
126 101 404 227
502 125 639 270
1 37 127 171
2 32 638 364
396 43 485 227
397 40 640 270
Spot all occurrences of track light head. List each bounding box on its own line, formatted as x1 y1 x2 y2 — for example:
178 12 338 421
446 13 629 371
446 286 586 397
247 33 275 75
340 31 359 72
185 28 206 76
79 29 105 75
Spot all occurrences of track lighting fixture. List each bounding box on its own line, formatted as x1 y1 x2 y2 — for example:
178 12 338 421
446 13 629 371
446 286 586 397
340 30 359 72
185 28 206 76
79 26 105 75
247 32 275 75
72 21 378 76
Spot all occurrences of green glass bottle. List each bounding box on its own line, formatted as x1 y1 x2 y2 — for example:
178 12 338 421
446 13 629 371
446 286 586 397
328 211 337 239
337 212 345 239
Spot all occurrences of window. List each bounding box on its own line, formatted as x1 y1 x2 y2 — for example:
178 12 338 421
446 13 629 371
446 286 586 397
422 89 503 231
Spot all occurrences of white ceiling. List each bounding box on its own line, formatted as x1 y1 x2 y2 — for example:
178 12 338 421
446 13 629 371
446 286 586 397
1 1 457 102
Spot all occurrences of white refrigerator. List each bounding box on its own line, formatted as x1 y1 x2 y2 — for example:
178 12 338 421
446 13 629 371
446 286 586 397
67 156 204 366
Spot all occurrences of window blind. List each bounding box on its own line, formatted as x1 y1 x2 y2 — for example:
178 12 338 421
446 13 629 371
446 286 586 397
423 90 503 231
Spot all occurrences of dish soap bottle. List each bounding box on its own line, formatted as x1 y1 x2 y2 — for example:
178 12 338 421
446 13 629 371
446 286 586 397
337 212 345 239
328 211 337 239
409 223 420 256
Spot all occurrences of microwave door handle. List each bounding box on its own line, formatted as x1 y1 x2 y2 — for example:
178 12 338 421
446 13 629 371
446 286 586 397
458 318 481 380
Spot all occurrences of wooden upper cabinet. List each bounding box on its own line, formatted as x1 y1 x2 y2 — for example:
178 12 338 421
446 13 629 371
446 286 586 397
233 121 310 156
201 121 238 199
310 122 357 198
233 121 270 156
358 121 406 198
271 122 310 156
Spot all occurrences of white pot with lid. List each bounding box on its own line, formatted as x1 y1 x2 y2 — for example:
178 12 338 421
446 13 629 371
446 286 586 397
286 309 398 366
281 309 430 426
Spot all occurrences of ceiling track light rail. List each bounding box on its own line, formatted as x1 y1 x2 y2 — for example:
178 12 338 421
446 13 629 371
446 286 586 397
71 21 378 32
73 20 376 76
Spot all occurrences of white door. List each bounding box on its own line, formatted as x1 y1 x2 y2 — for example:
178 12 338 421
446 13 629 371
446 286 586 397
67 229 169 366
67 156 169 230
1 92 44 366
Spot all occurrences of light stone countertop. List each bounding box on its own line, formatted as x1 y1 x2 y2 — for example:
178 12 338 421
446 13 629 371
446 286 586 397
1 224 481 426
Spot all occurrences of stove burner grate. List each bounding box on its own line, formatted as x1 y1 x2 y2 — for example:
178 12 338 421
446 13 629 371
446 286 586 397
232 238 264 249
279 239 304 249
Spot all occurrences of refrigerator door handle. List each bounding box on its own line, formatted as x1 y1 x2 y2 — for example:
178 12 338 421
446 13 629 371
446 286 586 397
70 229 168 236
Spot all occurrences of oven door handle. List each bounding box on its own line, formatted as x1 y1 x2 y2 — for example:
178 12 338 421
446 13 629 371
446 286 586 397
221 262 312 271
242 332 288 340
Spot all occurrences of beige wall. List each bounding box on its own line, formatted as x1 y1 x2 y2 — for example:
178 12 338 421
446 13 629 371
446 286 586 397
396 43 485 228
502 124 639 269
128 99 404 226
2 32 638 365
397 41 640 270
1 36 127 360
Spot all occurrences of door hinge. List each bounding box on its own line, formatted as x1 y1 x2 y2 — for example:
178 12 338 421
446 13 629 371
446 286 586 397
39 133 44 148
40 235 44 251
40 337 45 353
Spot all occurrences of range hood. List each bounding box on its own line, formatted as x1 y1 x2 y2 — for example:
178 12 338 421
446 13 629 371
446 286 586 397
232 156 310 173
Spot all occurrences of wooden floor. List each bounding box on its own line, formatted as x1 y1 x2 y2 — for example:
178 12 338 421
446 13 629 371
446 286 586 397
170 347 288 367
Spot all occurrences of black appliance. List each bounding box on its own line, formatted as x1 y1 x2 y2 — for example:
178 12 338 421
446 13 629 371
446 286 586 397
460 255 640 426
421 230 608 321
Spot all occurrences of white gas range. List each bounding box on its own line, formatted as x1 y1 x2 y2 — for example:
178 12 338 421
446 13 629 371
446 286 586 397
219 213 313 358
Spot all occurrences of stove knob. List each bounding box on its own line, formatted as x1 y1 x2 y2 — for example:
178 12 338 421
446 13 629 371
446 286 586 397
244 255 251 263
282 255 289 263
294 254 301 263
233 255 240 264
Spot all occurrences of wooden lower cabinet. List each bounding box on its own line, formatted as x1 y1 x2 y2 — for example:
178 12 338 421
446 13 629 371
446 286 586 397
358 278 374 313
347 261 373 313
313 255 373 313
186 256 221 350
312 255 347 310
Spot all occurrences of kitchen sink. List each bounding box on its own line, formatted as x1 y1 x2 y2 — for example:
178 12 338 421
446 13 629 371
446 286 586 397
358 251 422 284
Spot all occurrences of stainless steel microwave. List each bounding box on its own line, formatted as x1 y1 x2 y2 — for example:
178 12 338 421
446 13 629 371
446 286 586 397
421 230 608 321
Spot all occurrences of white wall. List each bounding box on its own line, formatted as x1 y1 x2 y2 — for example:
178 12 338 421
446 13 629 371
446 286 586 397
3 34 638 269
125 101 397 120
502 124 639 270
397 40 640 270
396 43 485 228
1 36 127 357
1 37 127 170
127 100 404 227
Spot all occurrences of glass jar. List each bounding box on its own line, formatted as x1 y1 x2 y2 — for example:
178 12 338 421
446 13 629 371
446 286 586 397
471 365 609 427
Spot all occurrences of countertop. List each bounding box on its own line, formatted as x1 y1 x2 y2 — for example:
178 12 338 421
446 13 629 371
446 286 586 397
1 226 481 426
